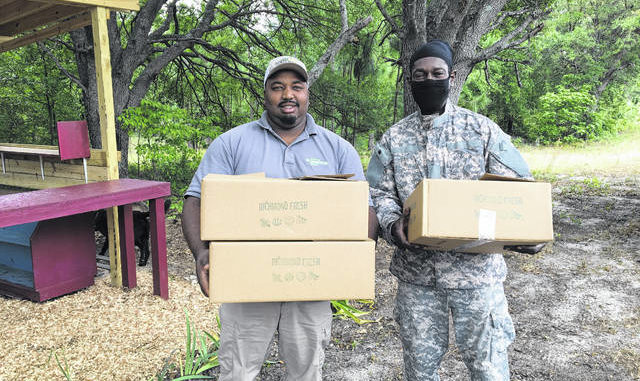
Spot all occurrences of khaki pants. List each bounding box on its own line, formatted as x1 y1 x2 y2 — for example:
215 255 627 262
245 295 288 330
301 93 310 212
218 301 332 381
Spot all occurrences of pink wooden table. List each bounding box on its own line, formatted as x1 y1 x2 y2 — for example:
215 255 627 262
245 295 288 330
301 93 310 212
0 179 171 300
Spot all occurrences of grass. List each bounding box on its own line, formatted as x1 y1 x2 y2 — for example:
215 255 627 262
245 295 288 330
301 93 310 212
48 349 74 381
519 127 640 176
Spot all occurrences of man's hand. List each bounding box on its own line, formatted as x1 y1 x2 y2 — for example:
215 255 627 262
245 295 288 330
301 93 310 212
504 243 546 255
391 208 421 250
195 249 210 297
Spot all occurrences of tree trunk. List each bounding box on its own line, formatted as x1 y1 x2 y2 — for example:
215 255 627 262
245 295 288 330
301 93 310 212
395 0 545 117
400 0 427 116
40 50 56 145
368 130 375 151
70 26 101 149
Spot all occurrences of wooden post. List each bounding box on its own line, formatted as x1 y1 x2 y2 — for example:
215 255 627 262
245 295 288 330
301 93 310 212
91 6 122 287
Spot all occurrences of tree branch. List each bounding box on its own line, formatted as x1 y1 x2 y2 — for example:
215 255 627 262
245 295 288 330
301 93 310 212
484 59 490 86
307 16 373 86
339 0 348 32
148 1 177 39
491 9 530 31
37 41 87 92
375 0 401 37
50 37 76 51
474 10 548 64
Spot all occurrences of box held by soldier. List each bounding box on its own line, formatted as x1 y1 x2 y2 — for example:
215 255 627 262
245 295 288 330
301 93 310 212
404 176 553 253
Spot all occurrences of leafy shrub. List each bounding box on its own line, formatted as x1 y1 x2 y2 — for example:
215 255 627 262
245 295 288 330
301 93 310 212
120 100 221 195
525 86 607 144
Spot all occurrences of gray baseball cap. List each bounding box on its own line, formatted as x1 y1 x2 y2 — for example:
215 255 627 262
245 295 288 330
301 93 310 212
263 56 308 87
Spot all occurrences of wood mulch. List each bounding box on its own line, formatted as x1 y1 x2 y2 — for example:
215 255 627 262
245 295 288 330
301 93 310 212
0 268 219 380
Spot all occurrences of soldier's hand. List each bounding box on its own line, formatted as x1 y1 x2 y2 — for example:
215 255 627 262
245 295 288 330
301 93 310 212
391 208 421 250
504 243 546 255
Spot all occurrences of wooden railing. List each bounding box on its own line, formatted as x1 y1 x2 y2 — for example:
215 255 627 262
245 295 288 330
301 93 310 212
0 143 119 189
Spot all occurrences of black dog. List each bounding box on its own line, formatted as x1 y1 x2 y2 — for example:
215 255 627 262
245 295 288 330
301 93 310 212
94 199 171 266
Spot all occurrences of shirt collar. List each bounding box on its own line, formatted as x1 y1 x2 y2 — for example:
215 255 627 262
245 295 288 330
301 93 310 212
418 100 453 129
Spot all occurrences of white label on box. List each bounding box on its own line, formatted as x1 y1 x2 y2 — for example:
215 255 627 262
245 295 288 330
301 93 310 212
452 209 497 252
477 209 496 240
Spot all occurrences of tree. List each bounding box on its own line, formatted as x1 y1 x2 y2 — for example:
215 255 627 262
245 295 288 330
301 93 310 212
0 44 81 145
459 0 640 143
50 0 371 175
375 0 550 115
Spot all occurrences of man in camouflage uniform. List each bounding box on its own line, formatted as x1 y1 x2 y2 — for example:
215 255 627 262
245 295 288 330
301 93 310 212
366 40 541 380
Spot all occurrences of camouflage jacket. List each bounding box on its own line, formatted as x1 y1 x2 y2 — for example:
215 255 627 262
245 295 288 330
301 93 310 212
366 103 532 289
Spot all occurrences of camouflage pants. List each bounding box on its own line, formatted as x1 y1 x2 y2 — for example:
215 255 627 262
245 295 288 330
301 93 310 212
394 281 515 381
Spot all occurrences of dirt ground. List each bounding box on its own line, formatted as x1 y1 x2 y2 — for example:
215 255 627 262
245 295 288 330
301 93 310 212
160 174 640 380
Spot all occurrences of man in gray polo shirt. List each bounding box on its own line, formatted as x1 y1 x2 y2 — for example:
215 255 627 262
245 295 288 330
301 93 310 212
182 56 378 380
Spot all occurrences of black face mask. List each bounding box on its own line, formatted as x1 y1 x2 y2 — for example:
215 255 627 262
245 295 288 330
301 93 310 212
411 78 450 115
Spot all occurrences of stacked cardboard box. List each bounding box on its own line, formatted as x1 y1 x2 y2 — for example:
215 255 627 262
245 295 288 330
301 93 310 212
201 173 374 303
404 174 554 253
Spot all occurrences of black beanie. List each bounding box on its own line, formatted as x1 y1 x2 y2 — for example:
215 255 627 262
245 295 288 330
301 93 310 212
409 39 453 72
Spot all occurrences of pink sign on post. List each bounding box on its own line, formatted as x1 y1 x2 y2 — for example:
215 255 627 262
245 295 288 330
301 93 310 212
57 120 90 160
57 120 91 182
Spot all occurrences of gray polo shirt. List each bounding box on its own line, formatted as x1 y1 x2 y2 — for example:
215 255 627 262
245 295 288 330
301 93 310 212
185 112 366 198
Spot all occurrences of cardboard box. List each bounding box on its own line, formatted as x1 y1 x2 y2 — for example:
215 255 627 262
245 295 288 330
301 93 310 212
200 174 369 241
209 240 375 303
405 178 553 253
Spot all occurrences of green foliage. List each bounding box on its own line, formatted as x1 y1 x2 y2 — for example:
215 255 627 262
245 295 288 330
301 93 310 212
153 310 220 381
176 310 218 379
559 177 610 196
531 170 559 184
120 100 221 195
1 0 639 187
582 177 610 193
0 42 82 144
331 299 378 325
525 86 604 143
461 0 640 145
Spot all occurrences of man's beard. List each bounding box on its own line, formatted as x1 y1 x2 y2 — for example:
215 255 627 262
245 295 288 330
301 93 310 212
275 100 299 127
276 114 297 127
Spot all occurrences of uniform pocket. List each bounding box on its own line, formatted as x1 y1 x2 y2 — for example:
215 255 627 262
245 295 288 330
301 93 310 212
444 148 485 179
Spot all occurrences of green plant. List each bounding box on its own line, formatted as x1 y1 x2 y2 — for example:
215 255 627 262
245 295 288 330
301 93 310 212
331 300 378 325
560 181 585 196
568 215 582 225
582 177 610 193
47 349 74 381
531 170 559 183
176 311 219 380
154 311 221 380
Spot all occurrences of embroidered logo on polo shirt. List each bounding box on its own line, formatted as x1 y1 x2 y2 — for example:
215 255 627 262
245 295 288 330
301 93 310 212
305 158 328 166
